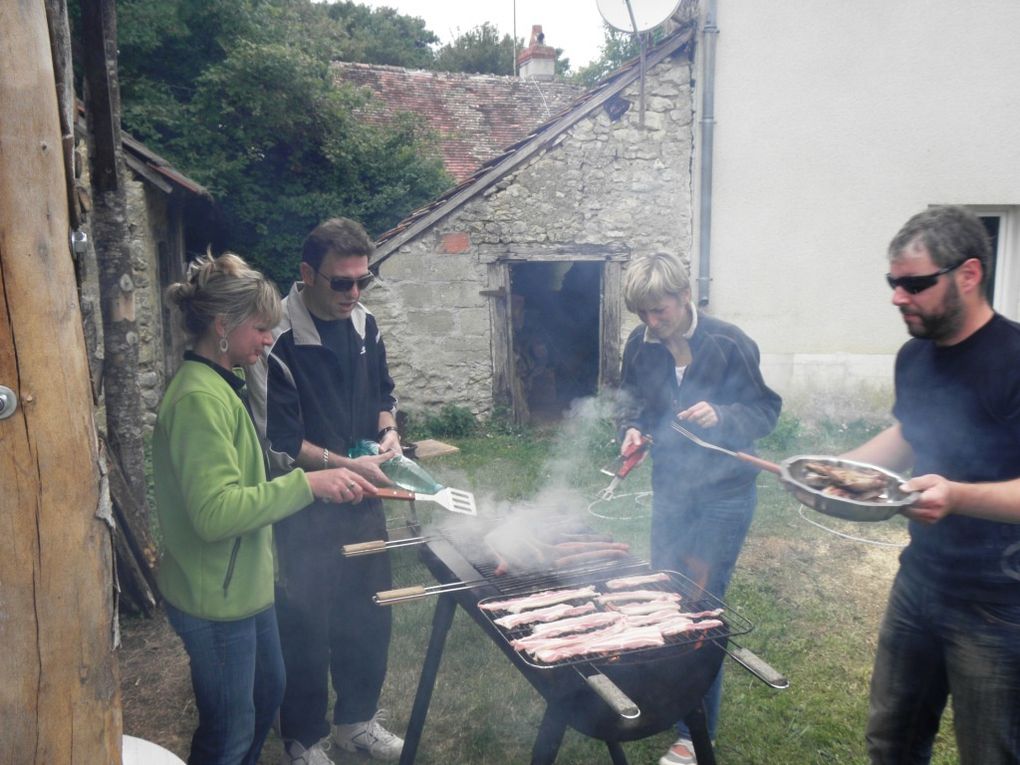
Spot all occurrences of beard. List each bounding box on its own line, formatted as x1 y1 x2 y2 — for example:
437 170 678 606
902 279 965 342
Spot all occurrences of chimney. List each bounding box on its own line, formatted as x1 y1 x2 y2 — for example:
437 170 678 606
517 25 556 81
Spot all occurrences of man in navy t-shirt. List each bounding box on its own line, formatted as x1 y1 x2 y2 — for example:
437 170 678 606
844 205 1020 764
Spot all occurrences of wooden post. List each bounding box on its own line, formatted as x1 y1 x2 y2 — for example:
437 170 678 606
81 0 150 507
0 2 122 763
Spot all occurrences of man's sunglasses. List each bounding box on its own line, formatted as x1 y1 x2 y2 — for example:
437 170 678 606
316 271 375 293
885 260 965 295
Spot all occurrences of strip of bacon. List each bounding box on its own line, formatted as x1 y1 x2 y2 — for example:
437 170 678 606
530 625 666 663
604 572 670 590
479 586 598 614
596 590 682 605
493 602 596 630
609 600 684 616
510 619 622 652
527 611 624 639
659 618 724 637
516 622 628 658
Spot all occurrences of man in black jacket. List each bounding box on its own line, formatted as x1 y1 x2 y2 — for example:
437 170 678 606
250 218 403 764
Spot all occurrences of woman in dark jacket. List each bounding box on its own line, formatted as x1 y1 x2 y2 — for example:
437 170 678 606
617 253 781 765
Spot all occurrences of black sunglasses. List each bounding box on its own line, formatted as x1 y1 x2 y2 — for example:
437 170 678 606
316 271 375 293
885 260 965 295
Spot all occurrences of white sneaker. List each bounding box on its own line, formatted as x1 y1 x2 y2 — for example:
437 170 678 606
281 738 336 765
659 736 698 765
332 709 404 761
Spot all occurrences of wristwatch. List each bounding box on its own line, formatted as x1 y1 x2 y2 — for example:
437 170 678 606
377 425 397 441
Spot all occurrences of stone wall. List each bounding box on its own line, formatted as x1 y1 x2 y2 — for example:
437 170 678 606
77 150 178 433
375 50 695 419
129 179 169 428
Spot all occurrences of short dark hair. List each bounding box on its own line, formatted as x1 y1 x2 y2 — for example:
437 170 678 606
302 218 374 271
888 205 992 287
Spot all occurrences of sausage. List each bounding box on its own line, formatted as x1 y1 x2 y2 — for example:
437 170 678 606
553 549 629 568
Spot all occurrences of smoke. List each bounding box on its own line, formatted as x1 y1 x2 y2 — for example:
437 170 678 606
534 391 629 506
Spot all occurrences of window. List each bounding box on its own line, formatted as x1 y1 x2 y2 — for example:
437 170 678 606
971 206 1020 321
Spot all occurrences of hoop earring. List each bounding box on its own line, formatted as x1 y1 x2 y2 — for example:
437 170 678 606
219 336 229 354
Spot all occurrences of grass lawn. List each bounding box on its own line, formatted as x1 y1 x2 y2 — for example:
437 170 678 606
370 409 960 765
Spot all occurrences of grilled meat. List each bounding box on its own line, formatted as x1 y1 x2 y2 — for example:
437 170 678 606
801 460 892 499
480 586 599 613
605 573 670 590
493 602 597 630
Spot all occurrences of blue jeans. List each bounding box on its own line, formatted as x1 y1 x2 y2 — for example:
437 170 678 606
165 602 286 765
867 567 1020 765
650 484 757 741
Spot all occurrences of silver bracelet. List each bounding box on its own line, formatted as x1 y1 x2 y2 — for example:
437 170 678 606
322 448 330 470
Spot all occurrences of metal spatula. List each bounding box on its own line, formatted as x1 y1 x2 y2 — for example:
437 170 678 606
374 486 477 515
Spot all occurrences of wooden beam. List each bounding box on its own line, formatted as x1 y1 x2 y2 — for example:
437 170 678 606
0 1 121 761
80 0 121 193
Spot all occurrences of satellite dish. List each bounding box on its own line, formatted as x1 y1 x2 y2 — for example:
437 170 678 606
596 0 683 33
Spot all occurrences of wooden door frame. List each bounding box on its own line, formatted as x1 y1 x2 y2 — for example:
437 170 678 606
483 246 628 421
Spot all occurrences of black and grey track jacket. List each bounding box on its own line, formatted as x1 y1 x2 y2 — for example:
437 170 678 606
248 282 397 475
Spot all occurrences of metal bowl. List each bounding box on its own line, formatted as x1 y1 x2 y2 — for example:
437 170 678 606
779 455 918 522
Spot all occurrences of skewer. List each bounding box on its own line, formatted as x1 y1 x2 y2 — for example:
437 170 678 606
342 536 427 557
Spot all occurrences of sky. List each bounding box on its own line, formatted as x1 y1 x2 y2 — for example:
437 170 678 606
354 0 611 69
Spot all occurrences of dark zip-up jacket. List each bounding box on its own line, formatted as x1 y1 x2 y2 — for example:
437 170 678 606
248 281 397 474
618 311 782 498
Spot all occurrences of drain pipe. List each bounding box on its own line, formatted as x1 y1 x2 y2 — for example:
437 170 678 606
696 0 719 307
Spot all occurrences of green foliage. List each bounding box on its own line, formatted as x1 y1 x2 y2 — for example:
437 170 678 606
809 417 887 453
434 22 519 75
425 405 478 438
326 1 439 69
404 405 479 440
758 411 803 454
485 405 532 438
572 24 671 86
102 0 451 283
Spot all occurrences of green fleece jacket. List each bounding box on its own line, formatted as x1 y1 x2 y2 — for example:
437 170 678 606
153 359 313 620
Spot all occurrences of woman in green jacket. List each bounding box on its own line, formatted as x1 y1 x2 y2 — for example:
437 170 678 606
155 253 375 765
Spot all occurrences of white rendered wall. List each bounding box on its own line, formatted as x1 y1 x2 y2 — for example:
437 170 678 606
698 0 1020 417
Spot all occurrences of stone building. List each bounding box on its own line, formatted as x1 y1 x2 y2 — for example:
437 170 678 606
368 26 697 422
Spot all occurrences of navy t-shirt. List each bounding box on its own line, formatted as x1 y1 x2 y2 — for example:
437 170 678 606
894 313 1020 603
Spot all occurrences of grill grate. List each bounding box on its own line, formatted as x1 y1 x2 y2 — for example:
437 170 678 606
477 570 752 669
423 519 752 670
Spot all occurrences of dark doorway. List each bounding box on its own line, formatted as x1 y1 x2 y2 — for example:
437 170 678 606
510 261 601 421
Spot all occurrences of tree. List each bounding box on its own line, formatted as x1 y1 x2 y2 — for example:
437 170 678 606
102 0 450 283
435 22 519 75
177 36 447 282
572 25 667 87
327 1 439 69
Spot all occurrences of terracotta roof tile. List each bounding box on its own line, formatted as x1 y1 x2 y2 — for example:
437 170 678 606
334 63 586 184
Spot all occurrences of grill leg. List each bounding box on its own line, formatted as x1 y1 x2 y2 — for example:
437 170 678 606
398 592 457 765
684 703 717 765
530 706 567 765
606 741 629 765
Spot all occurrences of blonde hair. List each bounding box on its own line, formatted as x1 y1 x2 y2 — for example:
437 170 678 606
165 251 281 341
623 253 691 313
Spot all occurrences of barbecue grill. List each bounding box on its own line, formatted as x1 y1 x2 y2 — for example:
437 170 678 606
383 516 786 765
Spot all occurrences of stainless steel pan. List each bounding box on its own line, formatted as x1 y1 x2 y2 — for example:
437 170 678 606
670 423 917 522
